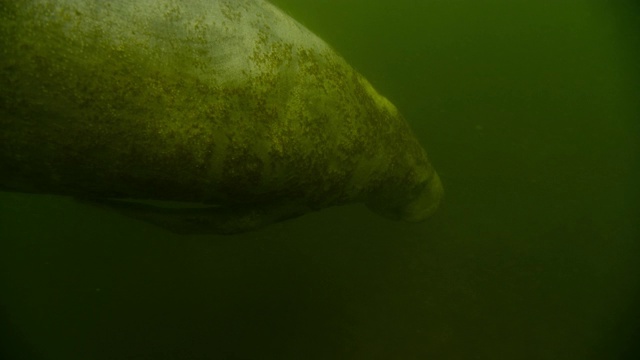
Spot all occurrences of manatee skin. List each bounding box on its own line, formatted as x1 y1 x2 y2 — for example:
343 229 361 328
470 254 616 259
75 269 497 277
0 0 443 233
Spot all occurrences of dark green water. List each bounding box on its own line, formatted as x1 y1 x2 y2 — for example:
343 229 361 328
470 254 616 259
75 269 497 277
1 0 638 359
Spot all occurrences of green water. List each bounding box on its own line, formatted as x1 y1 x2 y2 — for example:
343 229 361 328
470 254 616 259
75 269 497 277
1 0 638 359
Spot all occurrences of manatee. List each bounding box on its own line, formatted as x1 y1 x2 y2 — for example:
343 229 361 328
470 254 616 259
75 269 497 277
0 0 443 234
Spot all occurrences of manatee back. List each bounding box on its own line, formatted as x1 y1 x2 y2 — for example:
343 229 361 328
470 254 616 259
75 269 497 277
0 0 442 223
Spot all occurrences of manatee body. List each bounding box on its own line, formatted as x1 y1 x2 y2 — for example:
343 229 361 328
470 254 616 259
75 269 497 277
0 0 443 234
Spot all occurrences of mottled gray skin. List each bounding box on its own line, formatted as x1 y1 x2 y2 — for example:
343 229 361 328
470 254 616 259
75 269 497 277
0 0 443 234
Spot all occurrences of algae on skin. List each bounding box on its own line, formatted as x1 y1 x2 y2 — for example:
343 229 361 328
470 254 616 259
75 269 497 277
0 0 442 233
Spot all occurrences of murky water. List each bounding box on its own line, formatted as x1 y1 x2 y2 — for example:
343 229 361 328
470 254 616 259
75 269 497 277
1 0 638 359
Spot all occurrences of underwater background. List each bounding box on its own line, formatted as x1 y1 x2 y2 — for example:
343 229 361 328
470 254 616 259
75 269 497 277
1 0 638 359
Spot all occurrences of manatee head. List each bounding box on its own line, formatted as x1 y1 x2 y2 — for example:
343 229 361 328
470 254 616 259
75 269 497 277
365 151 444 223
350 76 444 223
393 169 444 222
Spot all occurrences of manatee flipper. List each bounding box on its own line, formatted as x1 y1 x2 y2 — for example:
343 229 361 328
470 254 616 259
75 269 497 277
78 198 311 235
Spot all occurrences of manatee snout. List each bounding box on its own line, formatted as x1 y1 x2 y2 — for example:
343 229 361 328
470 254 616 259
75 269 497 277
366 169 444 223
398 170 444 222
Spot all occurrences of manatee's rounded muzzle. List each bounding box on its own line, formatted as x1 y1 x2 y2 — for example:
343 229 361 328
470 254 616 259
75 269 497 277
366 170 444 222
399 171 444 222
